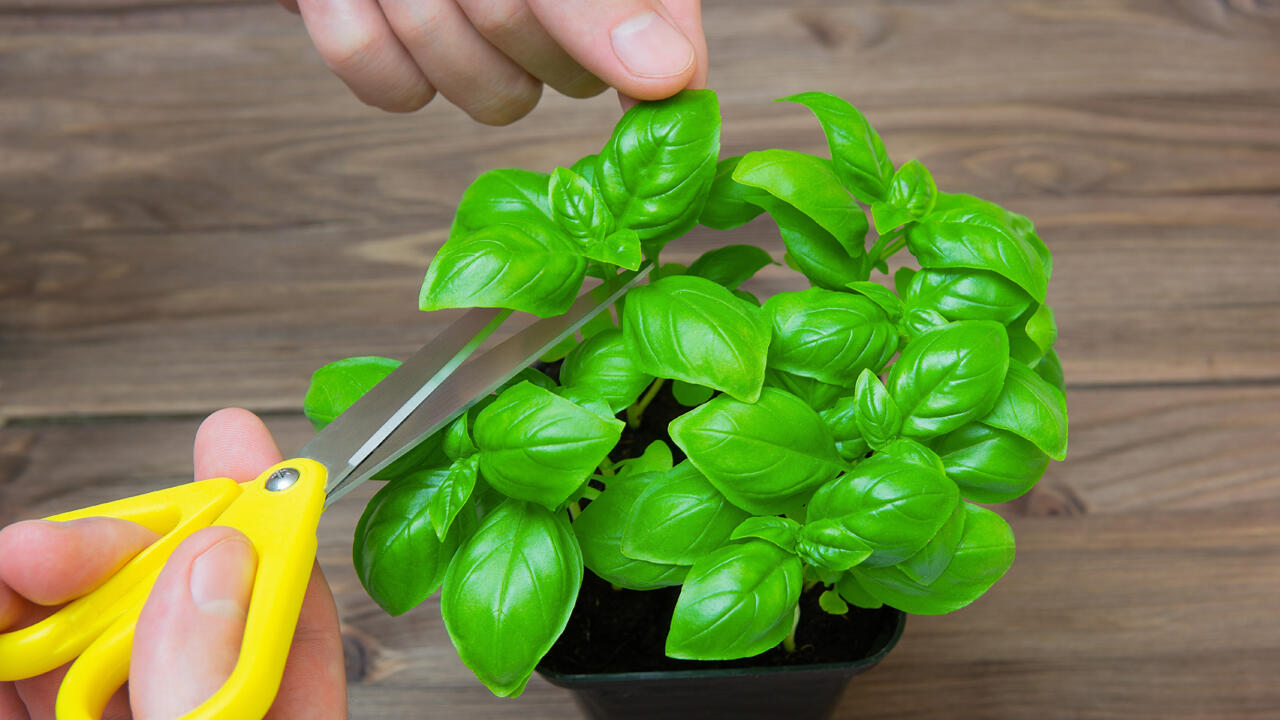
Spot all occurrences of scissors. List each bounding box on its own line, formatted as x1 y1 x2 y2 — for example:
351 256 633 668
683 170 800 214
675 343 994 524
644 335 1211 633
0 264 651 719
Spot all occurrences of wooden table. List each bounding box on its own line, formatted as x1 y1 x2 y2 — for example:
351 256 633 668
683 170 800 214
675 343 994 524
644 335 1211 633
2 1 1278 717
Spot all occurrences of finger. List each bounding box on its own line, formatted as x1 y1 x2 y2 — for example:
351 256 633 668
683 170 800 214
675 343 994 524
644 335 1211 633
131 527 257 720
277 0 300 14
455 0 606 99
0 517 158 607
526 0 698 101
658 0 708 89
264 563 346 720
296 0 436 112
1 682 29 720
193 408 285 484
377 0 542 125
12 663 131 720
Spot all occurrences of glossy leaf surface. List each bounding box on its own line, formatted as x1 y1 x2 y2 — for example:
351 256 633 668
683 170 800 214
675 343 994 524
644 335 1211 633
906 268 1032 326
934 423 1049 504
854 369 902 450
573 473 688 590
732 149 868 255
560 328 654 413
686 244 774 290
980 359 1069 460
699 157 768 230
888 320 1010 439
764 288 898 388
780 92 894 203
621 462 751 566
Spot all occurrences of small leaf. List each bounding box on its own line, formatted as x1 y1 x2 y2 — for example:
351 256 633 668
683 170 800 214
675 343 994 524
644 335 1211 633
443 412 476 461
622 275 771 402
764 368 847 412
621 462 751 566
979 359 1069 461
303 356 400 431
818 396 872 463
898 306 950 343
441 500 582 696
428 455 479 540
819 589 850 615
583 229 643 270
845 281 903 321
732 149 868 257
1034 349 1066 394
893 267 917 297
614 440 675 478
761 200 864 291
699 157 769 230
798 519 874 572
670 388 845 515
854 369 902 450
574 474 687 590
730 516 802 553
779 92 895 203
672 379 715 407
686 244 775 289
835 572 883 609
560 328 654 413
666 540 803 660
549 166 613 242
871 159 937 234
888 321 1010 439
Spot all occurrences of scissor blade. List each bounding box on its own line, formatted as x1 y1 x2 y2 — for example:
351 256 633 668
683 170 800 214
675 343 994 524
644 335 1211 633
316 263 652 506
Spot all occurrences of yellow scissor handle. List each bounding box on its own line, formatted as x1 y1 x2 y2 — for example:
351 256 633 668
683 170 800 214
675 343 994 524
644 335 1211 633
0 458 328 720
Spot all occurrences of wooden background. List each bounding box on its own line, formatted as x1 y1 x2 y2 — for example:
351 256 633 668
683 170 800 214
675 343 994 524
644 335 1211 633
3 0 1279 717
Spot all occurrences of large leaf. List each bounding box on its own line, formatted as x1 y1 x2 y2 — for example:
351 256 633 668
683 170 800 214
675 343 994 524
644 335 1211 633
686 244 775 290
473 381 623 510
906 268 1032 326
732 149 868 256
419 222 587 317
622 275 770 402
764 288 898 388
559 328 654 413
854 503 1015 615
888 320 1010 439
894 500 965 586
621 462 751 566
980 359 1069 460
441 500 582 696
353 467 463 615
573 472 688 590
764 367 847 412
595 89 721 253
780 92 894 203
666 540 803 660
906 193 1049 304
699 156 768 230
934 423 1049 504
806 452 959 567
760 200 864 290
670 387 844 515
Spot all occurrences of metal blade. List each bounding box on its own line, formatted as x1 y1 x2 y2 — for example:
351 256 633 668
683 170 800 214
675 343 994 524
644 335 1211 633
298 306 509 492
316 263 652 506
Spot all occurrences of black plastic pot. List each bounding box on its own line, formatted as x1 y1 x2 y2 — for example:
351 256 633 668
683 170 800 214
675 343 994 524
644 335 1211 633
536 606 905 720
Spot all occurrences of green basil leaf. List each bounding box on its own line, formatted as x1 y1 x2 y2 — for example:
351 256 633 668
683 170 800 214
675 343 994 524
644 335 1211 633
854 503 1014 615
798 519 874 572
906 268 1032 326
699 157 769 230
835 571 883 609
779 92 894 203
729 516 802 553
655 261 687 280
354 467 463 615
474 381 624 510
670 387 844 515
615 439 675 478
549 167 613 243
764 368 847 412
898 306 949 343
854 369 902 450
732 149 868 256
845 281 904 322
895 500 965 586
876 437 947 474
419 222 587 318
559 328 654 413
765 288 898 388
734 288 761 306
498 366 557 394
934 423 1049 504
450 168 553 234
906 193 1049 304
427 455 479 540
818 589 850 615
763 201 864 291
442 500 582 696
573 473 687 590
621 462 751 566
595 89 721 253
538 333 578 363
686 244 775 290
818 395 872 462
554 384 617 421
893 266 917 297
870 159 937 234
584 229 643 270
888 320 1010 439
672 379 715 407
443 412 476 461
622 275 770 402
303 356 400 431
1024 304 1058 356
570 153 598 185
1034 349 1066 394
666 540 803 660
979 359 1069 461
806 452 959 567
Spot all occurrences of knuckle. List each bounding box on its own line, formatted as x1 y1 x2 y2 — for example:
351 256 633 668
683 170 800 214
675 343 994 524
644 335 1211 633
461 0 528 40
386 0 449 47
381 84 435 113
465 77 542 126
318 28 380 73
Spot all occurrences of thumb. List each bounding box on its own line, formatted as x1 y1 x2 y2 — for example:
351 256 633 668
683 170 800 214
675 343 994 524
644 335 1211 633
130 527 257 720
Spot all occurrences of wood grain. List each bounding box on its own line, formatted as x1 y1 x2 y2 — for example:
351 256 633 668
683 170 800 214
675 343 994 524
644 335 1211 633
1 0 1278 717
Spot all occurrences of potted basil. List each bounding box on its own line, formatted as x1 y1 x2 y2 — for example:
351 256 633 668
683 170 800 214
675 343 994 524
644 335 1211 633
303 90 1067 719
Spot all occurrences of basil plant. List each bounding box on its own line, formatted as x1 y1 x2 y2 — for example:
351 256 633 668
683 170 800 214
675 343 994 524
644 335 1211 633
303 90 1067 697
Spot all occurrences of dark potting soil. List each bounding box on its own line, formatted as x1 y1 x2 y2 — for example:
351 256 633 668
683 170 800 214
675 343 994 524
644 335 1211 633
532 365 894 676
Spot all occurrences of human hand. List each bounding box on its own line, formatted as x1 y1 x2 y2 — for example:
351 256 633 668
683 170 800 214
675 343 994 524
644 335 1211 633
279 0 707 124
0 409 346 720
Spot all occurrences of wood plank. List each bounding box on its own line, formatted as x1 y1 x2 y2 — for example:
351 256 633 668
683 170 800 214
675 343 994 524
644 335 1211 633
2 383 1278 717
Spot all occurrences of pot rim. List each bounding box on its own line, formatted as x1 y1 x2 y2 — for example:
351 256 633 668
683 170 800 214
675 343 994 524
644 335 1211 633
537 607 906 685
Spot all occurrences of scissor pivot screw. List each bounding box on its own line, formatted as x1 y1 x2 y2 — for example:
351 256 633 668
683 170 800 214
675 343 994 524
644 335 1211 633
265 467 300 491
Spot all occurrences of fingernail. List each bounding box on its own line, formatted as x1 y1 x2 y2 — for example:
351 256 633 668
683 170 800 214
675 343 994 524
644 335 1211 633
189 536 256 619
611 11 694 79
